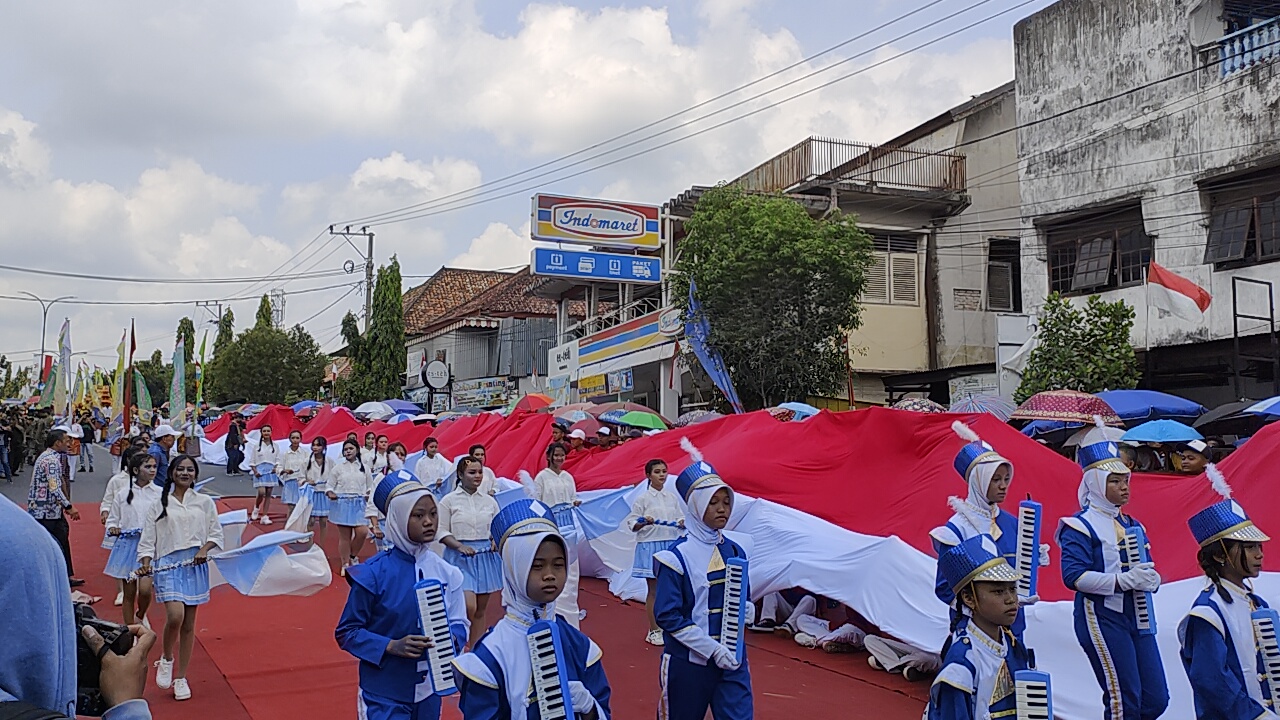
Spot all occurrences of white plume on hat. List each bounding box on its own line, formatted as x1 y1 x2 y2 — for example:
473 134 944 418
517 469 536 497
1205 463 1232 500
679 436 703 464
951 420 980 444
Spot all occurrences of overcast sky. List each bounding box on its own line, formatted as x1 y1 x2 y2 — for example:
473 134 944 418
0 0 1052 368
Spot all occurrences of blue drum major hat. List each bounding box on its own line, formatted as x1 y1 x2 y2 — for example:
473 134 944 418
1188 464 1270 547
939 536 1021 594
675 436 728 502
490 498 561 552
373 469 427 516
951 420 1006 480
1077 440 1130 475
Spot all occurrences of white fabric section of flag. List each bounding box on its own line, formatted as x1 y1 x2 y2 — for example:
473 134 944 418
1148 261 1211 322
209 530 331 597
209 510 249 589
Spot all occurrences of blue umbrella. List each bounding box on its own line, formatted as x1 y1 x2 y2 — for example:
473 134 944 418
599 409 629 424
1121 419 1203 444
384 399 423 414
1096 390 1206 423
291 400 322 413
1245 396 1280 417
778 402 820 419
949 394 1016 422
1020 419 1082 438
387 412 417 425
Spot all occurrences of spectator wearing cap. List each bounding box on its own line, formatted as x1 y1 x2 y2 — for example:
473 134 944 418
1178 440 1210 475
567 429 587 452
148 426 182 487
550 421 567 444
596 426 615 449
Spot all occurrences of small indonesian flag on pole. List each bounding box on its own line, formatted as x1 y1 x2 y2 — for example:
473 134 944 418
1147 261 1211 322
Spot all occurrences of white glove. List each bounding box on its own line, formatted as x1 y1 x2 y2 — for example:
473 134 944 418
1038 543 1051 567
1018 594 1040 607
567 680 596 714
711 644 741 671
1117 563 1160 593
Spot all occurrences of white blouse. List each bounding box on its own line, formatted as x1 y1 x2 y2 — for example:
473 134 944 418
533 468 578 507
303 457 328 489
279 447 309 479
325 459 377 517
437 487 500 542
626 485 685 543
100 471 132 514
249 442 280 472
370 451 391 476
414 453 454 490
360 447 377 468
107 483 163 533
478 466 498 496
137 489 223 561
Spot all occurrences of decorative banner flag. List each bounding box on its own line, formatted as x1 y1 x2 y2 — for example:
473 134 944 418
170 335 186 427
37 363 57 409
1147 260 1212 323
134 368 152 424
685 280 745 414
122 322 136 436
194 330 207 426
110 330 126 432
208 530 331 597
572 482 649 540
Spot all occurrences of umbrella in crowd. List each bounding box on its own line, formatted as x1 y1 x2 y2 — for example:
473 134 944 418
767 406 796 422
291 400 323 413
617 410 666 430
949 394 1016 422
412 413 437 423
673 410 721 427
590 401 650 416
891 397 946 413
1245 396 1280 417
598 409 629 424
778 401 821 420
555 409 593 424
383 399 422 414
1121 419 1203 444
1010 389 1123 426
1096 389 1206 423
236 403 264 416
1193 399 1263 436
569 417 602 436
387 412 417 425
513 393 555 413
354 401 395 420
450 406 485 415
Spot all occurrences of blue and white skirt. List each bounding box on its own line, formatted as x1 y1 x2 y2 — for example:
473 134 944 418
254 470 279 489
631 539 676 579
307 486 330 517
330 494 367 527
104 530 143 580
281 477 300 505
550 502 576 534
153 547 210 605
101 527 117 550
444 540 501 594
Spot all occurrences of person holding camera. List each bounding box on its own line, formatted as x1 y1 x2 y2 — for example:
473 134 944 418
0 495 155 719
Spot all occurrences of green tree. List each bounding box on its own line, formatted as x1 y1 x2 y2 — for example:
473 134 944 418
255 294 274 330
176 317 196 365
337 258 405 405
134 348 172 403
207 323 327 404
338 310 369 403
213 309 235 356
1015 292 1140 402
672 184 874 409
0 356 33 399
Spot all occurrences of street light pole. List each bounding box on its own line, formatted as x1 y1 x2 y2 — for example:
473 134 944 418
18 292 76 382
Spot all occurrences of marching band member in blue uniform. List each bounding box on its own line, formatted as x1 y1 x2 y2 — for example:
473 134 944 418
1179 463 1276 720
931 421 1048 642
452 498 612 719
927 536 1036 720
653 438 752 720
336 469 469 720
1057 440 1168 720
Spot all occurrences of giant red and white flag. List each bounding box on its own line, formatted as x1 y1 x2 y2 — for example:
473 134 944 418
1148 260 1211 321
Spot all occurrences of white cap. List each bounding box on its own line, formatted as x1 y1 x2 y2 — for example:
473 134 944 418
52 424 73 434
597 427 611 436
568 429 587 440
1184 439 1209 455
66 424 83 438
154 424 183 438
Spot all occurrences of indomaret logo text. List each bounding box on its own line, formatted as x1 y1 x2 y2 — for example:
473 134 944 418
553 202 644 239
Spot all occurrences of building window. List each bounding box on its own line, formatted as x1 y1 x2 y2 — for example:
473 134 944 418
862 233 920 306
986 239 1021 312
1204 194 1280 267
1044 207 1150 296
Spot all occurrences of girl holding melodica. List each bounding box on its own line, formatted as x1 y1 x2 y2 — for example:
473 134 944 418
452 497 612 719
328 439 379 575
653 439 753 720
1057 439 1168 720
1179 463 1276 720
532 441 584 628
438 456 502 649
302 436 330 547
336 469 470 720
279 429 308 514
627 458 684 646
104 451 162 627
137 455 223 702
249 424 279 526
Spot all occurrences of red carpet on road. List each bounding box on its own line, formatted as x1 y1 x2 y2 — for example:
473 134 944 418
70 498 927 719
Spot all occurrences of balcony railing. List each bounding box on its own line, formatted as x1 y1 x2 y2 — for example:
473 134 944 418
1220 16 1280 77
732 136 966 195
564 295 664 341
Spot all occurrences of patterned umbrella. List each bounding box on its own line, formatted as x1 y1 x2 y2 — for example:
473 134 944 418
891 397 946 414
513 393 555 412
555 409 593 424
598 409 629 424
1010 389 1123 426
949 394 1016 422
674 410 720 427
767 407 797 422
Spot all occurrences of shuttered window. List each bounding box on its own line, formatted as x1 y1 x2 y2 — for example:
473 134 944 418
863 254 889 303
1071 236 1115 292
861 232 921 306
987 261 1014 311
890 254 919 305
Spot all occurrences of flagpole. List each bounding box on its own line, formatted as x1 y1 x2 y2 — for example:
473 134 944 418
1143 264 1152 387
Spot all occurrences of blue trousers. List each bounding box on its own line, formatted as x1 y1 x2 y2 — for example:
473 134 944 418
358 689 441 720
1074 601 1169 720
659 654 752 720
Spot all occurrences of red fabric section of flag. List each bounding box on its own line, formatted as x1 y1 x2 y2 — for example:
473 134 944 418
1148 260 1211 311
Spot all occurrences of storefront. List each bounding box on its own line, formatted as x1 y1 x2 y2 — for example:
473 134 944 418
546 307 682 417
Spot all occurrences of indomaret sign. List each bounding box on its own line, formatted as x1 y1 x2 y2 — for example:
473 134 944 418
531 194 661 249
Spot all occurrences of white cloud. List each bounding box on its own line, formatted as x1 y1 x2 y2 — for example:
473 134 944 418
448 222 536 270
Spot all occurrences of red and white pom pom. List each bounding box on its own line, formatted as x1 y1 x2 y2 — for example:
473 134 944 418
951 420 980 444
679 436 703 464
1206 463 1232 500
947 496 967 514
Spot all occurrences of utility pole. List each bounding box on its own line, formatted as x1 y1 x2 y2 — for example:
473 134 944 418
269 288 286 328
18 292 76 385
330 225 375 330
195 300 223 329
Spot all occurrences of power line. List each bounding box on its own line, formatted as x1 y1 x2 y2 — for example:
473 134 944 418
0 262 347 285
0 281 361 307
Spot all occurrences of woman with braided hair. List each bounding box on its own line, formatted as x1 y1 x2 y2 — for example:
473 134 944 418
1179 463 1274 720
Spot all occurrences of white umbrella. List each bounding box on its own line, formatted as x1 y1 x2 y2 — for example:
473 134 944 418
412 413 437 423
354 401 395 420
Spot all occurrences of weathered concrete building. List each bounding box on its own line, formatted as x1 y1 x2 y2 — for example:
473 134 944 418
1016 0 1280 405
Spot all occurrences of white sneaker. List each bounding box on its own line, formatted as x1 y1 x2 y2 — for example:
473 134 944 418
173 678 191 701
250 508 260 521
795 632 818 649
645 630 663 646
259 515 272 526
137 613 151 631
114 591 124 606
155 657 174 689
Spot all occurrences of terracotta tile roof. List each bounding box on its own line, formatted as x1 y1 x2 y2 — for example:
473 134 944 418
402 268 514 334
416 267 595 336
